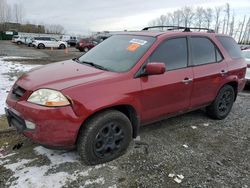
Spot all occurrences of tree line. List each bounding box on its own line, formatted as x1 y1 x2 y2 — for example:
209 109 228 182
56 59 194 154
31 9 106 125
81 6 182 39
149 4 250 44
0 0 65 34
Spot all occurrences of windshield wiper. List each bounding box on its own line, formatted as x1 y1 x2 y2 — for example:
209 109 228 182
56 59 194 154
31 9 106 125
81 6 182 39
72 57 80 63
80 61 109 71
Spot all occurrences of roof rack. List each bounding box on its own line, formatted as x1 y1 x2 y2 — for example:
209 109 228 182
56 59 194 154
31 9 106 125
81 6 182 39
142 26 215 33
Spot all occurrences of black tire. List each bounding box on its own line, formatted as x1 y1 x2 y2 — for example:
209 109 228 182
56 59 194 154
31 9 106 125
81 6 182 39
77 110 132 165
38 43 45 49
206 85 235 120
83 47 89 52
17 41 22 45
59 44 66 49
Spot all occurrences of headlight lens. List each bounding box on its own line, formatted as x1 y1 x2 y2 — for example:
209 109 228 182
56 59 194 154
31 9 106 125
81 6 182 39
27 89 70 107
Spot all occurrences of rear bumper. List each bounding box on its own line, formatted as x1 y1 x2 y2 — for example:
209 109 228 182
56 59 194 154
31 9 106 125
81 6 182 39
5 100 84 148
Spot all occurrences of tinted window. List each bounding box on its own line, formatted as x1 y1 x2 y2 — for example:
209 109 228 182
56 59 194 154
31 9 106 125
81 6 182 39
191 37 217 65
78 35 155 72
217 36 242 59
150 38 188 70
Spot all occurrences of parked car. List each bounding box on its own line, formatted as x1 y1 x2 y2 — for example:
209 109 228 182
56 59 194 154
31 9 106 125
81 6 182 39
5 26 247 165
32 37 67 49
242 49 250 84
75 38 95 52
11 35 19 43
67 36 79 46
12 35 26 45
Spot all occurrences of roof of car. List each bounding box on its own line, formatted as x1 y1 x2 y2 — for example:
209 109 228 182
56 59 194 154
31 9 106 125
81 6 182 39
115 26 231 38
116 31 228 38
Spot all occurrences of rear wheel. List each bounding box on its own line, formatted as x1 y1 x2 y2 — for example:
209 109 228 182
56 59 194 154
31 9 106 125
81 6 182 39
38 43 45 49
17 41 22 45
77 110 132 165
206 85 235 119
59 44 66 49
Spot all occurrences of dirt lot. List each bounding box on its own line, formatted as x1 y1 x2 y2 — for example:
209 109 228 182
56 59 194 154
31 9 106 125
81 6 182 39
0 41 250 188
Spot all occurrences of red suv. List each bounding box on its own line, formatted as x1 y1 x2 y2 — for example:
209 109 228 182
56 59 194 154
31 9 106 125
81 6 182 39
5 26 246 165
75 38 95 52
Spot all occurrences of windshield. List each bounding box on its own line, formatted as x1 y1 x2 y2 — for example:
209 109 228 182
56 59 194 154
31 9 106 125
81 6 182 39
242 51 250 59
78 35 155 72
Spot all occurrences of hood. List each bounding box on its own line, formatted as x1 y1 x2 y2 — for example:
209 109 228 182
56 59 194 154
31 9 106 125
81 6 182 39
16 59 117 91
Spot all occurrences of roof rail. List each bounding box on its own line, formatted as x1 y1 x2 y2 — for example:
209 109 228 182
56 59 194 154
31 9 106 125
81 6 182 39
142 26 215 33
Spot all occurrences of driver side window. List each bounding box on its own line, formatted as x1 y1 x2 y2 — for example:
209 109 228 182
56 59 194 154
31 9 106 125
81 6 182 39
149 37 188 71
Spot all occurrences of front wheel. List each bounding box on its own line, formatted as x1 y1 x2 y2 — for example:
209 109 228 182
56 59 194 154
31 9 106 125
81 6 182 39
38 43 45 49
206 85 235 120
83 47 89 52
77 110 132 165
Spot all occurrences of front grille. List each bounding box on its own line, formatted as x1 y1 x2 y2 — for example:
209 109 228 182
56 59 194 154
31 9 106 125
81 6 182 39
12 85 26 100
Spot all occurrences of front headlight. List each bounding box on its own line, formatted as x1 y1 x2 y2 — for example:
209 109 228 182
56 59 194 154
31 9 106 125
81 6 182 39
27 89 70 107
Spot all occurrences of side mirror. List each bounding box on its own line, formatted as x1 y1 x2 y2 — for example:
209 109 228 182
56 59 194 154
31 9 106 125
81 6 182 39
144 62 166 75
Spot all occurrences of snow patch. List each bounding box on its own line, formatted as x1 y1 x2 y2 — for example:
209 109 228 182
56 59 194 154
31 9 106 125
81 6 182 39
82 177 105 187
183 144 188 148
2 146 93 188
0 57 40 115
34 146 80 165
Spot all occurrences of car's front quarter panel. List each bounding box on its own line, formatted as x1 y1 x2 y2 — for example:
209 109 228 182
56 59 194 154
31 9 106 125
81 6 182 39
62 74 142 126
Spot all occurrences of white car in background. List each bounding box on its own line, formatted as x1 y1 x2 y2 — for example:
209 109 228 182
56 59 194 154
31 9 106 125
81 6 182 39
32 37 67 49
242 49 250 84
12 35 26 45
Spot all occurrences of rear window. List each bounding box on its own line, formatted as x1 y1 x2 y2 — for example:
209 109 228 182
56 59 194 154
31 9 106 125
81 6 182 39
216 36 242 59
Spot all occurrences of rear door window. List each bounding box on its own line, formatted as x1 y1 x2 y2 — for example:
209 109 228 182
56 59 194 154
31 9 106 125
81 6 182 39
190 37 220 66
149 37 188 71
216 36 242 59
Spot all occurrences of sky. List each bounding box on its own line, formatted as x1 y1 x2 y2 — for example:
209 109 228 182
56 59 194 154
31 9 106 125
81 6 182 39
7 0 250 35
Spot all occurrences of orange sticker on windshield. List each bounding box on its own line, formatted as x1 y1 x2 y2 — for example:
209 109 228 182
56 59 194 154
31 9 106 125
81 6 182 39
127 43 140 52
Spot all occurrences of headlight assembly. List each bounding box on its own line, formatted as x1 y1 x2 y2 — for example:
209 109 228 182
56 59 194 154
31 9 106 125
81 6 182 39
27 89 70 107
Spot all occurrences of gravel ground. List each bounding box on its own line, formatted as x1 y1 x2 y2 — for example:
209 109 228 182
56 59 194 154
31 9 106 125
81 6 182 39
0 41 249 187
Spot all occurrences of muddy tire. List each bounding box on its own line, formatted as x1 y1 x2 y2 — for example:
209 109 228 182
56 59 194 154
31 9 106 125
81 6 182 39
77 110 132 165
206 85 235 120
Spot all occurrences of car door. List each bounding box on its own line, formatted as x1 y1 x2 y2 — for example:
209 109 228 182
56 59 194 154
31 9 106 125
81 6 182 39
140 37 193 123
50 38 58 48
189 36 227 108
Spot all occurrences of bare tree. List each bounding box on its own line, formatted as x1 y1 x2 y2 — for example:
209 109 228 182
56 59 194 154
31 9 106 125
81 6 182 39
0 0 7 23
204 8 213 29
45 24 65 34
224 3 230 34
158 15 167 26
229 14 235 36
214 7 222 32
194 7 204 29
241 17 250 44
238 16 246 43
13 3 24 23
181 6 194 27
172 10 183 26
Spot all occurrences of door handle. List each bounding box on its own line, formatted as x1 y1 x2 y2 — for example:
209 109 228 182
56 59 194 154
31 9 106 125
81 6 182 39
182 78 193 84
